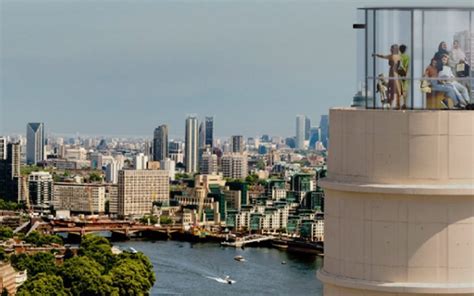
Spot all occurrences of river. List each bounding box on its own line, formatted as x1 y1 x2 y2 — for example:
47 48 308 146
114 240 324 296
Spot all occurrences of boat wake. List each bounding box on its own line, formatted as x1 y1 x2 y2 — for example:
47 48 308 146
205 276 236 284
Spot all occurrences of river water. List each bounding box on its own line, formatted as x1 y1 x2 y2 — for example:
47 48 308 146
114 240 324 296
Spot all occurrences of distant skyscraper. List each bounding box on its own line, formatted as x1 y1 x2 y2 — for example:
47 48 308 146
0 143 21 202
198 122 206 148
0 137 6 160
26 122 45 165
319 115 329 149
185 116 199 173
231 135 244 153
205 117 214 147
295 115 305 149
309 127 321 150
305 117 311 140
153 125 169 161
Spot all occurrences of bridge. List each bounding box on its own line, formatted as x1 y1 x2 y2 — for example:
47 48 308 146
36 220 183 237
221 235 274 248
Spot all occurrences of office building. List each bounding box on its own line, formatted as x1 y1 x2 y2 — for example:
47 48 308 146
28 171 53 213
231 135 244 153
305 117 311 140
153 125 168 161
134 153 148 170
319 114 329 149
169 141 184 164
295 115 305 150
106 160 121 184
118 170 170 217
90 152 103 169
26 122 45 165
205 116 214 147
160 158 176 181
0 137 6 160
0 143 21 202
185 116 198 173
200 151 218 175
221 153 248 179
53 183 106 214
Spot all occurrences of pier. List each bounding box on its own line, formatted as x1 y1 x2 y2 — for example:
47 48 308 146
221 234 274 248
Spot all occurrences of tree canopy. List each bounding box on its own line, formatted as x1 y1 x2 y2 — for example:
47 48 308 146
17 273 70 296
59 256 118 296
0 226 13 241
24 231 63 247
15 234 156 296
11 252 57 277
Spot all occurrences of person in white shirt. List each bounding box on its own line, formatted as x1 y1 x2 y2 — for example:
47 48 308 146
439 54 469 106
449 40 466 66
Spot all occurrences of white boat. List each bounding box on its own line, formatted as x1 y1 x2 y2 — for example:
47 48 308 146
234 255 246 262
128 247 138 254
224 276 235 284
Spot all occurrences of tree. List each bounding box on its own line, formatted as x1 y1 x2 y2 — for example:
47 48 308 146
59 256 118 296
139 215 158 225
115 252 155 287
88 172 103 183
159 215 173 225
0 227 13 241
109 258 154 296
245 174 259 185
24 231 63 247
0 199 19 211
78 235 114 270
17 273 70 296
11 252 57 277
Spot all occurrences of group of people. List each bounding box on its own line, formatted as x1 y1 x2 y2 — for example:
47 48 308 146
424 41 470 109
373 40 471 109
373 44 410 109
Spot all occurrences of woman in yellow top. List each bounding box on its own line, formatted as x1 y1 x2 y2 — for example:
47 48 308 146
399 44 410 109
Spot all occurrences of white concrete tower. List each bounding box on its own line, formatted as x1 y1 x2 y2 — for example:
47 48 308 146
318 6 474 296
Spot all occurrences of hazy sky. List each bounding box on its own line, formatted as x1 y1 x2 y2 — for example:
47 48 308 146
1 0 472 138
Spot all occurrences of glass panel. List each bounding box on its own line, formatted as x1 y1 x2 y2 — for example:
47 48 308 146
355 9 368 108
413 10 424 108
373 10 412 109
367 9 375 108
423 10 471 106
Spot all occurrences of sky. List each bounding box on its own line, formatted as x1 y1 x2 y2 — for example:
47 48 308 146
1 0 472 138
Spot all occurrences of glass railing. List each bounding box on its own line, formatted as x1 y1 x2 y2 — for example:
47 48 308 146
364 76 473 110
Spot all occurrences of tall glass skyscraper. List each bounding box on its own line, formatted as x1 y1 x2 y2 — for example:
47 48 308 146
185 116 198 173
26 122 45 165
153 124 168 161
205 116 213 148
295 115 305 150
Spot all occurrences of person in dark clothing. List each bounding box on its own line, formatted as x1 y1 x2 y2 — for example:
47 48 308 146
433 42 449 71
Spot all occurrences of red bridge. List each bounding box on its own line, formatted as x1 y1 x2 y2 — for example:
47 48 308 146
36 219 183 237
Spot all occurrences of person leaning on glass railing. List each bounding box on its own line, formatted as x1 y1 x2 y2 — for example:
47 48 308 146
423 58 460 108
439 54 469 107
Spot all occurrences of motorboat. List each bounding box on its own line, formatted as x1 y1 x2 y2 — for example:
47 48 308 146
224 276 235 284
234 255 246 262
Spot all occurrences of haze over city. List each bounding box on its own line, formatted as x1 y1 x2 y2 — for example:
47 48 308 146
2 0 467 137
